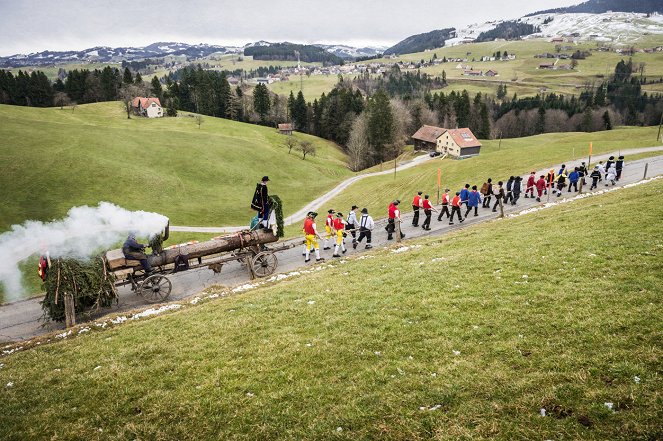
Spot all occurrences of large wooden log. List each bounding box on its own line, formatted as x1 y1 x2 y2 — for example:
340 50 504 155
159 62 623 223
147 229 278 267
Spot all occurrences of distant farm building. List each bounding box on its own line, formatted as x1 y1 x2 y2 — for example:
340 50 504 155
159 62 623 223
412 125 446 150
463 70 482 76
412 125 482 158
277 123 293 135
539 62 556 69
485 69 499 77
436 128 482 158
131 97 163 118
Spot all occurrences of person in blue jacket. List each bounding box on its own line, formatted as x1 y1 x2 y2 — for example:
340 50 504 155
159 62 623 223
567 167 580 192
459 184 471 208
464 185 483 217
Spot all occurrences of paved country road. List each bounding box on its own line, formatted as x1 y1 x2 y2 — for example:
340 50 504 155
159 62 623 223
170 146 663 233
1 153 662 343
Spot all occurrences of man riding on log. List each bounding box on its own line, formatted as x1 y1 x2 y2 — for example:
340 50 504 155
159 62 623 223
122 233 153 274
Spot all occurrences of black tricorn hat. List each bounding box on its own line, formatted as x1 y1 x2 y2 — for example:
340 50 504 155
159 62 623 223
262 176 269 182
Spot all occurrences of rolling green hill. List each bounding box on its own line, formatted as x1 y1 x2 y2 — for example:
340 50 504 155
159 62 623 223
1 178 661 440
0 102 352 231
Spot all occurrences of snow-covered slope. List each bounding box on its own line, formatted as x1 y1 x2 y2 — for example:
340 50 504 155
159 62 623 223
314 44 389 59
446 11 663 47
522 12 663 42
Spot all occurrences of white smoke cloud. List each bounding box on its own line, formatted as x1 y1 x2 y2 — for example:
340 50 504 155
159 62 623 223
0 202 169 301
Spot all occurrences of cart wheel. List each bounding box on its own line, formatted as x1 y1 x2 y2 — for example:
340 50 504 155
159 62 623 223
251 252 278 278
139 274 172 303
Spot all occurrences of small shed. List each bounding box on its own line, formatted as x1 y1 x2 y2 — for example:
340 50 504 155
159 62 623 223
278 123 293 135
412 125 446 150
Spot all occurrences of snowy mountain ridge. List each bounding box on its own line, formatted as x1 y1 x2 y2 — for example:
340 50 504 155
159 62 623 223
445 11 663 47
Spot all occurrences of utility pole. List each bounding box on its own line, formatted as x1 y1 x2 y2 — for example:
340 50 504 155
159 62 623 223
294 50 303 93
498 130 502 150
657 111 663 142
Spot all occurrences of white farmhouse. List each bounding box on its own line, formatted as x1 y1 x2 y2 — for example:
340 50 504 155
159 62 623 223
131 97 163 118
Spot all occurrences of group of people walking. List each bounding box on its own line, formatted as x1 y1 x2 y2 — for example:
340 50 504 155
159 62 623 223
299 155 626 263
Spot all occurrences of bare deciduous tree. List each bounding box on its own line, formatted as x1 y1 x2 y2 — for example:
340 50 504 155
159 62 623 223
297 140 316 160
118 84 144 119
284 136 297 154
54 92 71 110
347 113 370 171
195 115 203 129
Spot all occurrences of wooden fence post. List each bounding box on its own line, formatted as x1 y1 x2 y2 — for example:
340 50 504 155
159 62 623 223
643 163 649 180
499 197 504 218
64 292 76 328
396 218 402 243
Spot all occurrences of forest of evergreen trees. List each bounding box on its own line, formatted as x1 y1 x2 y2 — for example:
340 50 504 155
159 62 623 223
243 43 343 65
476 21 540 42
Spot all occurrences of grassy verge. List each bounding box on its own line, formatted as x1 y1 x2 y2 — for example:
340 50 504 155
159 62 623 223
1 178 661 440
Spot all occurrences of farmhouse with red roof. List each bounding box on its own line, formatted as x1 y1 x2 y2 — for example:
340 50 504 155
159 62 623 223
412 125 482 158
437 128 482 157
131 97 163 118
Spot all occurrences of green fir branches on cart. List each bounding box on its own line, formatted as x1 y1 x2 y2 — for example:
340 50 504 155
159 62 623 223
269 195 285 237
41 256 117 322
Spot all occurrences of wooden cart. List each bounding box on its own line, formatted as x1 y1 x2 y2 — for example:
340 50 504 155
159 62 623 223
105 229 289 303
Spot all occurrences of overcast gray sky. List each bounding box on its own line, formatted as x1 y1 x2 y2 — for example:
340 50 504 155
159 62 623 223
0 0 580 55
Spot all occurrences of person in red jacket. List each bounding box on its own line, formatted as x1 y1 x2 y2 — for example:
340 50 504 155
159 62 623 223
525 171 536 198
449 192 464 225
535 175 546 202
421 194 437 230
411 191 423 227
332 212 347 257
386 200 405 240
302 212 324 263
437 188 451 221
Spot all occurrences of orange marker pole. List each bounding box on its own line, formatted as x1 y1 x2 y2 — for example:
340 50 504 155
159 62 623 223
588 142 593 168
437 169 441 204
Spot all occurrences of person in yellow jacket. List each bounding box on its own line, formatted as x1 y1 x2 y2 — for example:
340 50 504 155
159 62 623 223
323 209 335 250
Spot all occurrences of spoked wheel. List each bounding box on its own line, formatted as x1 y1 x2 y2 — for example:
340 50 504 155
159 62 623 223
138 274 172 303
251 252 278 278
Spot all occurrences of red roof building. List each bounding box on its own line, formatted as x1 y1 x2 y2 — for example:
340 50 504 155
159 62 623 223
131 97 163 118
277 123 293 135
411 125 447 150
437 128 482 157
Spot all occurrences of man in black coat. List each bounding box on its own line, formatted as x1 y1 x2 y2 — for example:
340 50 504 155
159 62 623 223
251 176 270 229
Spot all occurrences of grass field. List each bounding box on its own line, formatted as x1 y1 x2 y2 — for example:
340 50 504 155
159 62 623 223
289 36 663 99
0 102 351 232
268 74 348 102
1 178 661 440
323 126 662 217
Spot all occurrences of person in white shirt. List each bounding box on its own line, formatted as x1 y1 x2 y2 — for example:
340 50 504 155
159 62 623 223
346 205 359 246
355 208 375 249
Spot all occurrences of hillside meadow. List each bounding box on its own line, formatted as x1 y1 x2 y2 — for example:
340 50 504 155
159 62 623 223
284 36 663 99
1 178 661 440
0 102 352 232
